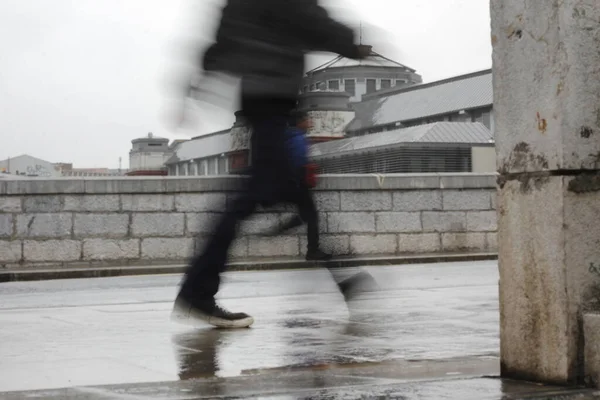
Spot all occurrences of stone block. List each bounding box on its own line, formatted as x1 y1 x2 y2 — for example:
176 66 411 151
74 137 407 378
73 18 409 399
441 233 486 252
300 235 350 256
6 180 85 195
132 213 184 237
398 233 441 253
340 192 392 211
248 236 299 257
186 213 222 235
439 174 496 189
442 190 491 210
84 178 165 194
280 212 328 235
466 211 498 232
195 236 247 259
74 214 128 238
350 234 397 255
63 195 119 212
496 175 600 382
491 190 498 210
486 232 498 252
164 176 244 193
0 214 12 237
24 240 81 262
0 240 21 263
141 237 194 260
16 214 72 238
23 196 62 212
492 1 600 174
0 197 21 213
393 190 441 211
316 174 441 190
175 193 226 212
584 313 600 387
121 194 174 212
313 192 340 211
239 213 279 235
327 212 375 233
422 212 466 232
375 212 421 233
83 239 140 261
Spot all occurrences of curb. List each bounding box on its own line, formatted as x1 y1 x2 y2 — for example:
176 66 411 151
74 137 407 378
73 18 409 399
0 253 498 283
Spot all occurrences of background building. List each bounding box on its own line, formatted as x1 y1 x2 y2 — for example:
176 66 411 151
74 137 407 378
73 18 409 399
310 122 494 174
301 45 423 102
127 133 178 176
0 155 61 177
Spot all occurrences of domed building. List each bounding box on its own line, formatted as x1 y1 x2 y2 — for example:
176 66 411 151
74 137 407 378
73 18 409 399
163 49 495 176
128 133 178 176
297 45 422 143
301 45 422 102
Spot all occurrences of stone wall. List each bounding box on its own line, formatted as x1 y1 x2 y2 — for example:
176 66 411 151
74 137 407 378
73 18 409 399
0 174 497 268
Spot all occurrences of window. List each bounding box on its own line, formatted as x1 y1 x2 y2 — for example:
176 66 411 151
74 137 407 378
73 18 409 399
396 79 407 86
344 79 355 96
303 85 308 93
366 79 377 94
310 84 316 91
218 157 227 174
381 79 391 89
328 80 339 90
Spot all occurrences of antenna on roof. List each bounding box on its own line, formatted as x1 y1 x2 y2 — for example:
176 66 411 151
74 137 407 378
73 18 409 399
359 21 362 45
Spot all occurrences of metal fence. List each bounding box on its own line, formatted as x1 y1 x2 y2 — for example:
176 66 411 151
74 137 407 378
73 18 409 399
311 145 474 174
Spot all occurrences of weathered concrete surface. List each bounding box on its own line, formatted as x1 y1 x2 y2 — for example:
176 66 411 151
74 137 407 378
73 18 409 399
493 1 600 174
493 0 600 385
585 313 600 388
0 174 498 268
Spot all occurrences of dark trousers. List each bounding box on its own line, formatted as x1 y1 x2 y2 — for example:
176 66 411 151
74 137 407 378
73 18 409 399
179 97 297 302
279 181 320 251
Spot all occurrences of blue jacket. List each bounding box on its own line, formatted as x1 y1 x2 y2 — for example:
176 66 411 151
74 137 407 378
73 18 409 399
285 127 309 170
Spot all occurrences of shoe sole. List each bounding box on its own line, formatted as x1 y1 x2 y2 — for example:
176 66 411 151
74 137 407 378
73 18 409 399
171 304 254 329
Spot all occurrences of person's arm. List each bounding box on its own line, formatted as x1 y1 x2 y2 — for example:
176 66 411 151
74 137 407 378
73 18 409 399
286 0 367 59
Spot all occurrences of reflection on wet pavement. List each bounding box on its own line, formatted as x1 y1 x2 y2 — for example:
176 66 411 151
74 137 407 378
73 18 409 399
7 261 581 399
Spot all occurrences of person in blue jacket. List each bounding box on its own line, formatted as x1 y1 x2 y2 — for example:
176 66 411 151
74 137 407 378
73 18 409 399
270 111 332 261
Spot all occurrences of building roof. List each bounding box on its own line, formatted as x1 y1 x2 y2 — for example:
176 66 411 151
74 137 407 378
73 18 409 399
349 69 493 131
307 48 414 74
310 122 493 158
165 130 230 164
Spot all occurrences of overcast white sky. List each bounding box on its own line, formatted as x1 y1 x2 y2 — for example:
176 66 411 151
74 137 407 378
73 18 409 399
0 0 491 168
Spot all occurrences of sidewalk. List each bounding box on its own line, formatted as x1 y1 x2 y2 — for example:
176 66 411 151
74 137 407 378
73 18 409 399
0 252 497 282
2 261 598 398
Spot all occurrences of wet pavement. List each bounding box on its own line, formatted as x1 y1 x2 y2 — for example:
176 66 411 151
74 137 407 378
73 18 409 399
0 261 597 399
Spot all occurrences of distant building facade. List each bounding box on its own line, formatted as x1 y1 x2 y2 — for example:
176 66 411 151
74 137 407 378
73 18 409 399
301 45 423 102
0 155 126 178
0 155 61 177
157 47 495 177
128 133 177 176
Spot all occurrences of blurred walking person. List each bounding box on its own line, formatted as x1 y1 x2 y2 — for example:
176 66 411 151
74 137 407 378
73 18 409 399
173 0 371 328
266 111 331 261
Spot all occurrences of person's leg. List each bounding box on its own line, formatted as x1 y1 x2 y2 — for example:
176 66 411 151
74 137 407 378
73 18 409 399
173 96 295 328
295 186 332 261
174 186 258 328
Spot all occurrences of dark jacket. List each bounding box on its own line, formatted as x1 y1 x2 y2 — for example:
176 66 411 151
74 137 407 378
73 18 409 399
285 126 309 170
202 0 361 99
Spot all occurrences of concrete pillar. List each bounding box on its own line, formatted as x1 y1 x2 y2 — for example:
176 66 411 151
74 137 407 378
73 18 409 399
493 0 600 385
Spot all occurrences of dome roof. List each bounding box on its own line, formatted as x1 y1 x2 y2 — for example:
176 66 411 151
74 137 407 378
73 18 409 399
307 46 415 74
